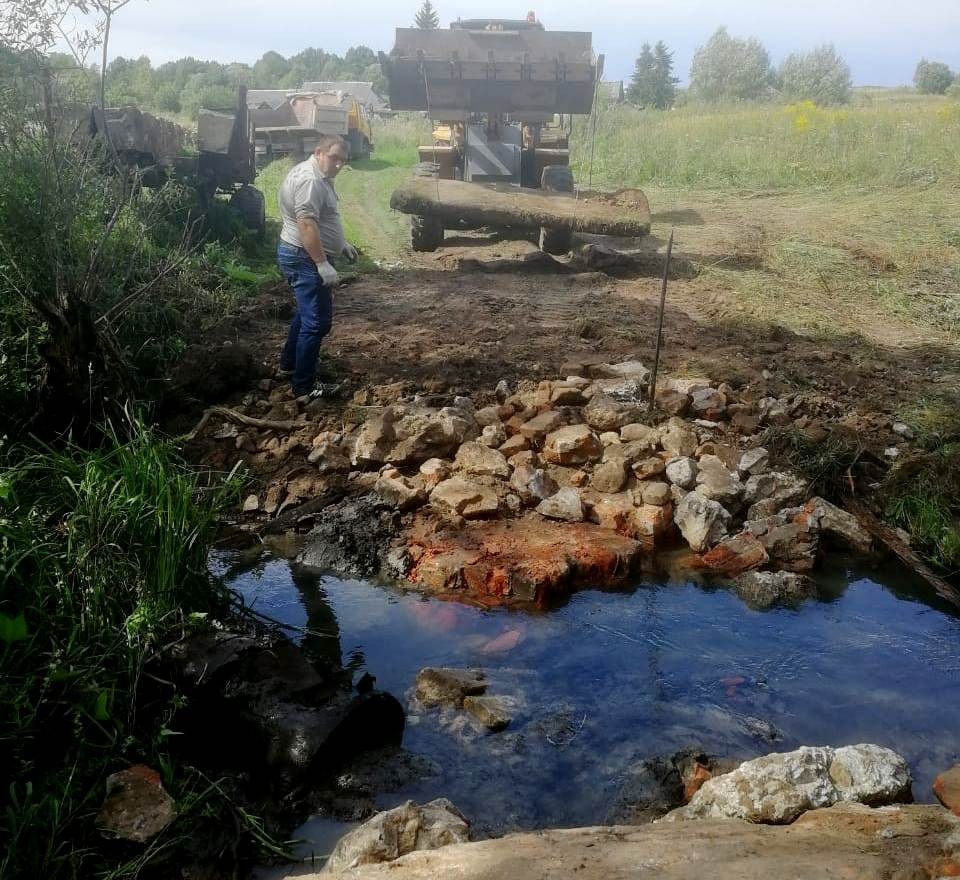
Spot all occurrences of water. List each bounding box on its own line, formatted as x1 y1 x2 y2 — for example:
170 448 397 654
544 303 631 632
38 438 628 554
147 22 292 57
213 551 960 864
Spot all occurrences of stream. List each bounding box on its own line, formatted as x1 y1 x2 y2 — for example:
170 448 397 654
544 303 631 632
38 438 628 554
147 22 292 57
211 549 960 872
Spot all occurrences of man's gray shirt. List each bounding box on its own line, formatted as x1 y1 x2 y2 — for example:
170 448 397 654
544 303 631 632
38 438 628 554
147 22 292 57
278 156 347 256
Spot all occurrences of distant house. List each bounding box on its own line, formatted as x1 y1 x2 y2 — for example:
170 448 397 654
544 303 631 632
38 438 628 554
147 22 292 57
599 80 625 103
300 81 388 112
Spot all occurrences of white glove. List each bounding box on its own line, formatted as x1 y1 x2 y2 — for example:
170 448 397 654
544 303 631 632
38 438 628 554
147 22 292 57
341 242 359 262
315 260 339 287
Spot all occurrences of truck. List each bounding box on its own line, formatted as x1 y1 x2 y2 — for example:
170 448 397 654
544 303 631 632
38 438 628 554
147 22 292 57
380 14 650 253
248 86 374 165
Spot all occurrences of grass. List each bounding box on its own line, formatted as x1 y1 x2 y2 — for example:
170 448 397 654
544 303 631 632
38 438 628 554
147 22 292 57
0 417 255 879
575 92 960 191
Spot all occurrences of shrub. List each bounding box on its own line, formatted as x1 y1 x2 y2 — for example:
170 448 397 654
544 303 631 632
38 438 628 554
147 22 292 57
779 44 852 105
0 418 241 879
689 26 774 103
914 59 955 95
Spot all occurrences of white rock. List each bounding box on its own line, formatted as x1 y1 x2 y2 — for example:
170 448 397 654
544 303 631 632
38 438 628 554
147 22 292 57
536 487 584 522
324 799 469 872
892 422 914 440
665 745 912 825
659 417 699 457
675 492 730 552
738 447 770 476
665 456 698 489
694 454 744 505
478 423 507 448
510 465 559 505
599 431 622 447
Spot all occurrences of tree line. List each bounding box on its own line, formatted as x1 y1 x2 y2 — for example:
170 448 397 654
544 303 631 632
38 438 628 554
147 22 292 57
44 44 387 119
628 27 958 109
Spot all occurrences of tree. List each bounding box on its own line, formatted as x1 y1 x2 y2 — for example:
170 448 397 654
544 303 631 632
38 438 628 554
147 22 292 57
415 0 439 30
652 41 678 109
914 59 955 95
627 43 657 107
778 44 852 105
252 50 290 87
689 26 773 103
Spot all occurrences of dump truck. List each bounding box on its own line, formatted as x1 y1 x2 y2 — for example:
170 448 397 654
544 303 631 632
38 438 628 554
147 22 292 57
248 86 374 165
88 86 265 237
380 14 650 253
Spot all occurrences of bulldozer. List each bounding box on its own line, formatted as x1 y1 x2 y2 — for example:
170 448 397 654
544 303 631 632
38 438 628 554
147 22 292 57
380 13 650 253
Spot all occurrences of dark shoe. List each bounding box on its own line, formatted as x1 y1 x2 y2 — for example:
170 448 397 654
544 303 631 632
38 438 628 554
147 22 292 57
294 381 342 402
276 366 294 379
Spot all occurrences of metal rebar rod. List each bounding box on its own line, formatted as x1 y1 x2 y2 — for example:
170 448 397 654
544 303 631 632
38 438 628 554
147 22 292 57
648 228 675 413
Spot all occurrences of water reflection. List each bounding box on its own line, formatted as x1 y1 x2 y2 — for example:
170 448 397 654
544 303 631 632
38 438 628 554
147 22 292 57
218 550 960 845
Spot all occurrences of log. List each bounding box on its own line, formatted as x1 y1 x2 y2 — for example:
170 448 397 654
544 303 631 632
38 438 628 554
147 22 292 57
390 178 651 237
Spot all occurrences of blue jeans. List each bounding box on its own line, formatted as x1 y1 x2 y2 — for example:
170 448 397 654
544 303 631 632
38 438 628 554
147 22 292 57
277 243 333 395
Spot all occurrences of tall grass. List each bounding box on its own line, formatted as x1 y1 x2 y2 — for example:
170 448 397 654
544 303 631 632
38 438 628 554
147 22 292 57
574 93 960 191
0 418 241 879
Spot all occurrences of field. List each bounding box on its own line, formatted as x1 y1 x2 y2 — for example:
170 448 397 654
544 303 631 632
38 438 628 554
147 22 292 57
253 91 959 570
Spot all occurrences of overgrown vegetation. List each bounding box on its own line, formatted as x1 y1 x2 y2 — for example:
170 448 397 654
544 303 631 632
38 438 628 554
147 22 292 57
0 418 263 879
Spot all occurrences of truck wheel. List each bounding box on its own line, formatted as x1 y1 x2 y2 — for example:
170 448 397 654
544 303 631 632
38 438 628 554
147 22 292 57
411 215 444 252
230 184 266 239
539 165 574 255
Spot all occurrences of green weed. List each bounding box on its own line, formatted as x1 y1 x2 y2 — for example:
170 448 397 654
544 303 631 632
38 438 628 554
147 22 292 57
0 416 248 879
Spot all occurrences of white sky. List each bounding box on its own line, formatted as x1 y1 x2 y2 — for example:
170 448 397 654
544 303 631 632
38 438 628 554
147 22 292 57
63 0 960 86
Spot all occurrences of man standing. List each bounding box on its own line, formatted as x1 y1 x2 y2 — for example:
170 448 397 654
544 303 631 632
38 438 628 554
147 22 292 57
276 134 358 398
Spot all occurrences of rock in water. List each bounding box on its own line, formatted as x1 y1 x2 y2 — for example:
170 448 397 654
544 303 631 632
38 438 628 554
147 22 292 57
463 695 512 731
415 668 487 708
324 798 470 872
733 570 816 609
665 744 912 824
95 765 176 844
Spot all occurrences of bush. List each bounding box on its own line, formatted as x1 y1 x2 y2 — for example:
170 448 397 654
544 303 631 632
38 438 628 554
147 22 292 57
779 44 852 105
0 419 241 879
689 26 774 103
914 59 955 95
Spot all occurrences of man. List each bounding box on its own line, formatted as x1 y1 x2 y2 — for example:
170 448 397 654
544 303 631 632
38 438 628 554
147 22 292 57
276 134 358 398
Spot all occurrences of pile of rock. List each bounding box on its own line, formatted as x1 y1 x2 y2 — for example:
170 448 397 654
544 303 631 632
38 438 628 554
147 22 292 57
414 667 513 733
241 362 875 605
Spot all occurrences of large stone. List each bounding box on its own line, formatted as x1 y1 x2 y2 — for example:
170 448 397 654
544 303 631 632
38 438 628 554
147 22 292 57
478 423 507 449
659 418 699 457
536 487 585 522
518 410 562 441
588 492 636 534
746 515 818 572
415 668 487 708
655 387 690 416
675 493 730 552
665 456 698 489
666 745 912 825
631 503 674 541
796 497 872 553
375 473 428 511
419 458 451 488
690 387 727 420
744 471 807 519
632 456 667 481
603 439 655 467
697 532 769 576
543 425 603 466
734 570 816 609
498 434 529 457
550 385 587 406
510 465 559 506
584 393 634 432
590 459 628 493
593 360 651 384
430 478 500 519
308 442 353 474
620 423 660 447
309 805 960 880
354 406 479 466
694 455 744 505
406 517 643 604
640 481 672 506
454 441 511 479
934 764 960 816
738 447 770 476
323 799 470 873
95 765 176 844
463 695 512 732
